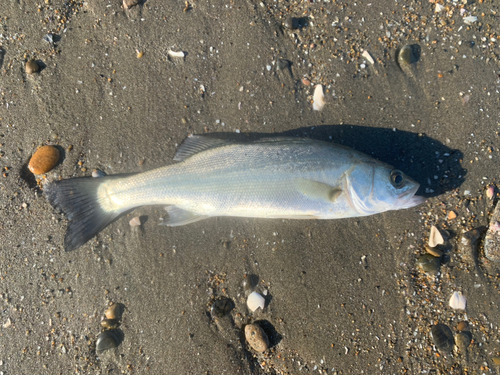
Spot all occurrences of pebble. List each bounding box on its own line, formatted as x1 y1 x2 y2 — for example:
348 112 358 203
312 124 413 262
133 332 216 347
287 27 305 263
25 59 40 74
431 324 454 354
28 145 60 174
244 323 269 353
92 169 106 178
428 225 444 248
458 228 480 268
457 321 469 332
247 291 265 312
96 330 120 352
447 211 457 220
302 78 311 86
493 356 500 365
417 254 440 275
486 185 496 199
105 303 123 321
211 297 234 318
455 331 471 352
283 17 299 30
100 319 119 330
398 45 416 66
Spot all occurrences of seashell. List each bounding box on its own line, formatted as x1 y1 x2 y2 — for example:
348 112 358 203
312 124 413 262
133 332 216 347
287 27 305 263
463 16 478 25
434 3 444 13
247 291 265 312
431 323 454 354
123 0 140 9
29 145 60 174
425 245 443 258
312 85 325 111
211 297 234 318
100 318 119 330
449 291 467 310
361 50 375 65
428 225 444 248
96 330 120 352
245 324 269 353
25 59 40 74
486 185 496 199
105 303 123 321
129 216 141 227
167 50 186 61
417 254 440 275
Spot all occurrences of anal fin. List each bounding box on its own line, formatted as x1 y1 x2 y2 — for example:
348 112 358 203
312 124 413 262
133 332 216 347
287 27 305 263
160 206 209 226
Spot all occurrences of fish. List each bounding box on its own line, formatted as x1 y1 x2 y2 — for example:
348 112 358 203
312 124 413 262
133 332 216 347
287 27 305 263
44 136 424 251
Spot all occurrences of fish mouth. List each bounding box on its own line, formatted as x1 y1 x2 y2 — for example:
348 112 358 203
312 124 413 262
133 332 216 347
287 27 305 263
398 184 425 209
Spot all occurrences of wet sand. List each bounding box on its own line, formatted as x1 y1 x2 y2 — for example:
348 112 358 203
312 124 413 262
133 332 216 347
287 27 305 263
1 0 500 373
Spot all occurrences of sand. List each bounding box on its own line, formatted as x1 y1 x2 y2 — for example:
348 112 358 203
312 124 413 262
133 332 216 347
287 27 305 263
1 0 500 373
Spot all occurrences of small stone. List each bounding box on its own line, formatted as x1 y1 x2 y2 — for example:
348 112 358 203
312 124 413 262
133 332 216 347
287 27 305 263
100 319 119 330
283 17 299 30
486 185 496 199
417 254 440 275
431 324 454 354
136 50 144 59
428 225 444 247
28 145 60 174
123 0 140 9
493 356 500 365
484 202 500 262
457 321 469 332
302 78 311 86
25 59 40 74
92 169 106 178
245 324 269 353
96 330 120 352
447 211 457 220
398 45 419 66
105 303 123 321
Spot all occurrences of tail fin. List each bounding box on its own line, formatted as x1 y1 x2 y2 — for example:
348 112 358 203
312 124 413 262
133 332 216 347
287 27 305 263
44 177 121 251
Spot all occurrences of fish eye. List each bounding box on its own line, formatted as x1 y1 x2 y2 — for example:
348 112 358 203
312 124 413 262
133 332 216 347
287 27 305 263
390 170 405 188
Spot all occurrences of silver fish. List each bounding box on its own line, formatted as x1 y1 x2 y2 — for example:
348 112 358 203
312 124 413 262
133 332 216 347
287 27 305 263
45 136 424 251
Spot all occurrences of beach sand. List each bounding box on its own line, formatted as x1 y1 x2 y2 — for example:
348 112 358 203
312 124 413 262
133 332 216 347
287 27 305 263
0 0 500 373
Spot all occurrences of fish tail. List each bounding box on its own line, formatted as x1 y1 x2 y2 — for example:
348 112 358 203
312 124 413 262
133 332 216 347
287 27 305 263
44 177 122 251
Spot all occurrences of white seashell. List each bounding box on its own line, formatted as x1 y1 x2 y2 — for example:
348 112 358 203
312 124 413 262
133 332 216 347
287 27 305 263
167 50 186 60
129 216 141 227
463 16 478 25
429 225 444 247
247 291 265 312
361 50 375 65
449 291 467 310
312 84 325 111
434 3 444 13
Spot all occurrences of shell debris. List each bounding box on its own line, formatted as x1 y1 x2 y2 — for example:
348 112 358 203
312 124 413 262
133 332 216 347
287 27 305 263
449 291 467 310
428 225 444 248
312 84 325 111
361 50 374 65
129 216 141 227
247 291 265 312
167 50 186 61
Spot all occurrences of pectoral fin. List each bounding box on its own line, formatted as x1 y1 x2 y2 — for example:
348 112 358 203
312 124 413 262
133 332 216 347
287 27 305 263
295 179 343 203
161 206 209 226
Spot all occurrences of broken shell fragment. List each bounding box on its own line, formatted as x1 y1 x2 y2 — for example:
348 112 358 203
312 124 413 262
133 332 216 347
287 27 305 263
25 59 40 74
123 0 140 9
129 216 141 227
312 84 325 111
361 50 374 65
29 145 60 174
449 291 467 310
100 319 119 330
167 50 186 61
245 323 269 353
105 303 123 321
431 324 454 354
96 330 120 352
487 185 496 199
247 291 265 312
428 225 444 248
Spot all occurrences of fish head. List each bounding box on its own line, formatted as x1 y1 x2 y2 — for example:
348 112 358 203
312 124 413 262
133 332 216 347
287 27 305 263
345 163 424 215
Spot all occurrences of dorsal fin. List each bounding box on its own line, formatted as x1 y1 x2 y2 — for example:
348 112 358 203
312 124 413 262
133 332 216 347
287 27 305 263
173 135 228 161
